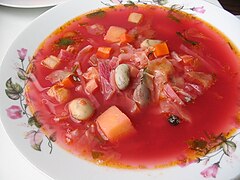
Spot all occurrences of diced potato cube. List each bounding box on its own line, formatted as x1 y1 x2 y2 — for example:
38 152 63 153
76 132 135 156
47 85 69 103
140 39 162 48
104 26 127 43
47 85 56 98
41 55 60 69
128 12 143 24
83 67 99 81
147 58 173 77
85 79 98 94
55 88 69 103
96 106 136 142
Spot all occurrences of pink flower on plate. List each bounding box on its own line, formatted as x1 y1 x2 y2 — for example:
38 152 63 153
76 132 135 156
200 163 220 178
17 48 27 61
25 130 43 151
6 105 22 119
190 6 206 14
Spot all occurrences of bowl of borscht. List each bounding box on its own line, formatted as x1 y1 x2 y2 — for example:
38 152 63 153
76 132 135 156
1 0 240 179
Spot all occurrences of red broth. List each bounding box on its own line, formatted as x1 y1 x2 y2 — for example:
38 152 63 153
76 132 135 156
26 5 240 168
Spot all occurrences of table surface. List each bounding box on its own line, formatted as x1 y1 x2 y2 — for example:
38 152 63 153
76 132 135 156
0 0 238 180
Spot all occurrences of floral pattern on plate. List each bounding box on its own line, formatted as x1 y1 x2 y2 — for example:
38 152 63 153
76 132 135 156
5 48 55 153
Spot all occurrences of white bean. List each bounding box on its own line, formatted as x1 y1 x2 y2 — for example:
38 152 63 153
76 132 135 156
115 64 130 90
68 98 94 121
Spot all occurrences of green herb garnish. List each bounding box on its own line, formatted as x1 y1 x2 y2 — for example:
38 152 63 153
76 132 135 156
101 1 115 8
228 42 233 50
168 13 181 23
86 10 106 18
167 4 184 23
71 64 79 73
176 31 199 46
91 151 104 159
188 139 207 152
79 22 88 26
57 38 74 46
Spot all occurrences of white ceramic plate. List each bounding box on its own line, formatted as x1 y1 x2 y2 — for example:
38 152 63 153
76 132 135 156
1 0 240 179
0 0 67 8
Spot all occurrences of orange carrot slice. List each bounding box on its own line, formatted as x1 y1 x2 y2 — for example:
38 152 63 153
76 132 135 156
120 33 134 44
153 42 170 57
60 75 76 88
96 47 112 59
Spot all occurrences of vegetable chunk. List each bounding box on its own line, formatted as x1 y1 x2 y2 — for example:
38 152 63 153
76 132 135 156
104 26 127 43
96 47 112 59
128 12 143 24
85 79 98 94
120 33 134 44
153 42 169 57
96 106 136 142
41 55 60 69
47 85 70 103
140 39 161 48
60 74 77 88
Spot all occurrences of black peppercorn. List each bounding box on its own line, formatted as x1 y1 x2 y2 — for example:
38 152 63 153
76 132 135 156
168 115 180 126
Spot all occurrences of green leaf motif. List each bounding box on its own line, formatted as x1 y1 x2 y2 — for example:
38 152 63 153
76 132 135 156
25 130 43 152
5 78 23 100
31 142 42 151
24 104 28 110
157 0 168 5
222 141 237 156
124 1 137 7
12 83 23 94
171 4 184 11
28 116 42 128
28 116 36 126
17 68 28 80
6 78 13 89
5 89 20 100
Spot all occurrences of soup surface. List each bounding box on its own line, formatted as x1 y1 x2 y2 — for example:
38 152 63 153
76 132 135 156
26 4 240 168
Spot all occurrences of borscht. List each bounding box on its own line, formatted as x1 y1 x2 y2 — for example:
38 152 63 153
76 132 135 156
25 4 240 168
